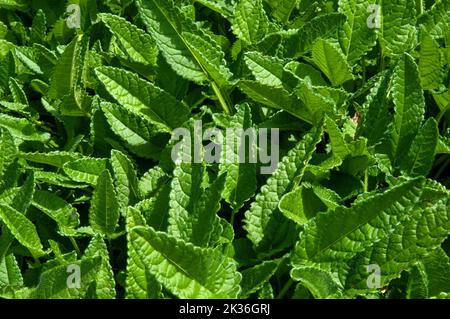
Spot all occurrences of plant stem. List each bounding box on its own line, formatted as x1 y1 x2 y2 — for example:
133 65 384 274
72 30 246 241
230 211 235 228
362 55 366 86
70 237 81 257
276 278 294 299
364 169 369 193
436 107 449 123
434 157 450 180
211 82 231 115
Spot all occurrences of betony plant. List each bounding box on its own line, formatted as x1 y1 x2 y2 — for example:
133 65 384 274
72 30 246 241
0 0 449 299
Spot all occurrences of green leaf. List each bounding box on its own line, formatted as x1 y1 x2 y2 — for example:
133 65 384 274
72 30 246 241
338 0 377 64
168 142 205 237
19 151 83 169
111 150 140 213
0 129 16 186
284 61 327 86
138 166 168 199
84 235 116 299
0 172 35 263
0 254 23 288
195 0 234 18
279 183 339 227
0 173 35 214
30 9 46 44
325 115 350 160
168 134 226 246
379 0 418 58
238 80 312 124
9 77 28 105
232 0 269 45
135 186 171 231
291 178 427 295
180 31 233 89
240 259 279 297
217 104 257 211
63 158 108 186
407 248 450 299
136 0 232 88
279 186 316 225
406 263 428 299
130 225 241 298
292 178 424 264
311 39 353 87
311 185 341 210
357 69 393 146
100 101 167 159
29 257 102 299
257 282 274 299
244 51 284 87
95 66 189 130
0 0 29 10
401 118 439 177
390 53 425 167
0 204 45 257
278 186 304 225
344 193 449 292
293 81 338 123
436 135 450 155
89 170 119 236
419 32 445 90
32 191 79 228
125 207 162 299
33 171 87 189
417 0 450 39
244 124 323 253
433 90 450 113
291 267 342 298
0 114 50 143
98 13 158 66
266 0 299 24
49 35 89 114
12 48 43 75
281 13 347 58
11 172 34 214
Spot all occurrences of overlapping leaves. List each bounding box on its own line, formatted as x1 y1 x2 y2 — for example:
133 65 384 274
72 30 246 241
0 0 448 301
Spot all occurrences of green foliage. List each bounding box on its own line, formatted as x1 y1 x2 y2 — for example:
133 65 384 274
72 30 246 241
89 170 119 236
0 0 448 300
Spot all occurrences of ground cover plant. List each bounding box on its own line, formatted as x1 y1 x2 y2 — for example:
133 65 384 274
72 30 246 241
0 0 449 299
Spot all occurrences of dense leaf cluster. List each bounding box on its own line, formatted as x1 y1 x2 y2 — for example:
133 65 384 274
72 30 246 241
0 0 449 299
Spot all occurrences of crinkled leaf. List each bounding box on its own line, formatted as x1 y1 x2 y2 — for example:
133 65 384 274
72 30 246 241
32 190 79 228
311 39 353 87
130 225 241 298
98 13 158 66
89 170 120 235
111 149 140 213
0 204 45 257
232 0 269 45
244 125 323 253
95 66 190 130
390 53 425 167
401 118 439 177
63 158 108 186
84 235 116 299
